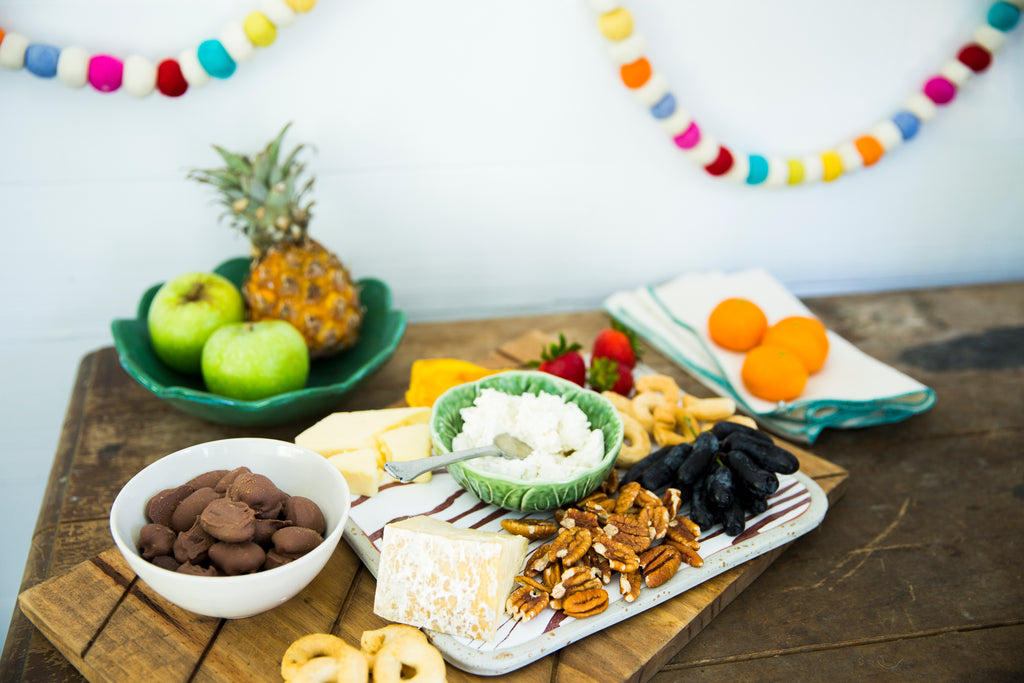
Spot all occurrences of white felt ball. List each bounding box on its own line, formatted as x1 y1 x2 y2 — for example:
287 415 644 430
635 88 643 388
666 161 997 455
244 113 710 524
940 59 973 88
0 32 29 70
836 141 863 173
904 93 937 122
722 153 750 183
632 72 669 108
800 154 824 184
608 33 647 65
178 48 211 87
123 55 156 98
973 25 1007 53
57 46 90 88
686 134 720 167
221 23 255 62
657 108 691 137
764 157 790 187
587 0 621 14
868 120 904 152
261 0 297 27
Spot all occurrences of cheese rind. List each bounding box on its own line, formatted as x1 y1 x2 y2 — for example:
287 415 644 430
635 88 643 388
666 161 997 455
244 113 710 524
378 423 433 484
327 448 382 497
295 407 430 457
373 516 528 641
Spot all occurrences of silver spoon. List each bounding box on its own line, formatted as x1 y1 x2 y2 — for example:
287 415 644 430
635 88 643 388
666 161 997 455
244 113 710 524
382 433 533 483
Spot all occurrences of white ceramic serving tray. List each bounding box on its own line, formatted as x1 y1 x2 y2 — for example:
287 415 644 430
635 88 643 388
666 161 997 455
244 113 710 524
342 467 828 676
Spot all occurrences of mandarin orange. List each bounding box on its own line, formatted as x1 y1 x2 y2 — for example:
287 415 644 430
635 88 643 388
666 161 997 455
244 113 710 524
762 316 829 373
741 345 808 402
708 298 768 352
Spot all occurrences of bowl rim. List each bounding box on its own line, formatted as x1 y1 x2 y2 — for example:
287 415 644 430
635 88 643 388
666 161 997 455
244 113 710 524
109 437 350 584
431 369 624 487
110 258 406 413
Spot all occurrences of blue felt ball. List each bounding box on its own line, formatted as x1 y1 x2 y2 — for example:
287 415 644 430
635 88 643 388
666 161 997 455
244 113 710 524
197 40 236 79
650 93 677 120
987 1 1021 31
892 111 920 141
25 44 60 78
746 155 770 185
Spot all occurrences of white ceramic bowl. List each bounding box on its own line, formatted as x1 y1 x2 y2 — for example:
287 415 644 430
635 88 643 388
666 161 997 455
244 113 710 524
110 437 350 619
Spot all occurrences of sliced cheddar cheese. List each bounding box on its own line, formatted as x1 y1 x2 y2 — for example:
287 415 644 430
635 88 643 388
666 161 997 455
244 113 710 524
295 407 430 457
378 423 433 484
374 516 528 641
327 448 382 497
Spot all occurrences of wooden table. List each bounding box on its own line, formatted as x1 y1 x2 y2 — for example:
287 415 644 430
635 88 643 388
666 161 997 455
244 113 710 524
3 280 1023 681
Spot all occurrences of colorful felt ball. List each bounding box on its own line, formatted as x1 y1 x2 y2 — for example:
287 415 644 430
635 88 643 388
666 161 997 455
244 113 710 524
156 59 189 97
620 57 651 88
820 150 843 182
284 0 317 12
56 46 89 88
923 76 956 105
244 12 277 47
88 54 123 93
178 48 211 87
854 135 884 166
650 92 676 119
261 0 297 27
598 8 634 41
705 145 734 176
958 43 993 71
673 121 701 150
0 32 28 69
892 111 921 140
197 39 236 79
123 55 157 97
786 159 805 185
987 1 1021 31
746 155 769 185
25 43 60 78
221 23 255 62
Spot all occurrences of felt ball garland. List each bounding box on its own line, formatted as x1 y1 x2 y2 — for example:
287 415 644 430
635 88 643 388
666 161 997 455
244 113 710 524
589 0 1023 186
0 0 315 97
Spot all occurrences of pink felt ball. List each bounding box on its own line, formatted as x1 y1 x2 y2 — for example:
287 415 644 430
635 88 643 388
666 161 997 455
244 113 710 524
88 54 124 93
923 76 956 105
673 121 701 150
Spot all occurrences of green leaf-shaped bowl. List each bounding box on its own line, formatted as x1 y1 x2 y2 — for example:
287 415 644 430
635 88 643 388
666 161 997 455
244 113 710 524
110 258 406 427
430 370 624 511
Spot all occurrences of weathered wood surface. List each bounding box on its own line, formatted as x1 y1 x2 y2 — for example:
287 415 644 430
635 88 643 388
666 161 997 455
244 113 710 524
3 280 1023 681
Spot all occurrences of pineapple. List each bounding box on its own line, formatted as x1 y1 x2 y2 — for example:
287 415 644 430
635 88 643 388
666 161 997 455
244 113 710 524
189 124 363 358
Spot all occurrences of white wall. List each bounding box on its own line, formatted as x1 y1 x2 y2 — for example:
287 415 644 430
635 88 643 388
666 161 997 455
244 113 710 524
1 0 1021 648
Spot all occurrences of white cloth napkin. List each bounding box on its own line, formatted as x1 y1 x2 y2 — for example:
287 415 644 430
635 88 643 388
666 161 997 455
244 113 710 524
603 268 936 443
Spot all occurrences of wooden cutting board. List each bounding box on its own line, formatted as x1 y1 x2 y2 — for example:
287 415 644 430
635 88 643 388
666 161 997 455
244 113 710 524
18 331 849 683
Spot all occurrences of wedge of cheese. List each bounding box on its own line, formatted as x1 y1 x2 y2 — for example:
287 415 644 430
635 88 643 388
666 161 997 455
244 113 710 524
327 448 382 497
295 407 430 457
378 423 433 484
374 516 528 641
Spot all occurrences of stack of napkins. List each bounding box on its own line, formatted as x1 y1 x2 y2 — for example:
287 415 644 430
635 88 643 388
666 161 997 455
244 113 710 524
603 268 936 444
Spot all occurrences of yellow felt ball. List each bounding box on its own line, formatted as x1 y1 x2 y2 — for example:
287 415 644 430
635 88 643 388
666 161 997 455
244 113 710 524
285 0 317 13
821 150 843 182
244 12 277 47
598 8 634 41
787 159 805 185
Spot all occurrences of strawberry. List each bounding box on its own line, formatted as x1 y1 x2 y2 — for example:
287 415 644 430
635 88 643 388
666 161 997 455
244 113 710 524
587 356 634 396
592 319 642 370
528 333 586 386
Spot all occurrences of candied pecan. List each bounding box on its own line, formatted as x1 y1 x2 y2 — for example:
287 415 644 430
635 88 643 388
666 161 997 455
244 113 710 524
548 527 592 566
639 545 682 588
619 570 642 602
506 586 549 622
591 533 640 573
514 574 552 594
559 508 600 531
524 543 553 576
614 481 642 514
551 565 601 599
501 517 559 540
599 467 619 495
561 588 609 618
662 488 682 518
663 538 704 568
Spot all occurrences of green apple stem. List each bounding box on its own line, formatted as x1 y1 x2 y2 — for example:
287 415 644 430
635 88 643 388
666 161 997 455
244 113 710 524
186 281 205 302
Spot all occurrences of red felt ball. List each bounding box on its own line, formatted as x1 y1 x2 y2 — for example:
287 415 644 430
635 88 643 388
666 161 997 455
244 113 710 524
705 146 734 176
156 59 188 97
957 44 992 72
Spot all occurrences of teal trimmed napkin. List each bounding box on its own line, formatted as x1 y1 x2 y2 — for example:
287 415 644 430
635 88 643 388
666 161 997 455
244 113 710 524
603 268 936 444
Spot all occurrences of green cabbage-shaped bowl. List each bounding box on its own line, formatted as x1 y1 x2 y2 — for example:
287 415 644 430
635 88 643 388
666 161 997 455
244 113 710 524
430 370 624 511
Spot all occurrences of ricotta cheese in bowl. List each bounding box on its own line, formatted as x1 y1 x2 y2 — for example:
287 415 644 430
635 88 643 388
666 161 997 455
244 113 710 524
453 388 606 482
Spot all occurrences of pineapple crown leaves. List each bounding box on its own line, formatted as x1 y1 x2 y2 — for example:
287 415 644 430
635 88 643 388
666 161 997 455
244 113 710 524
526 332 582 367
187 122 318 254
587 356 621 392
610 317 644 362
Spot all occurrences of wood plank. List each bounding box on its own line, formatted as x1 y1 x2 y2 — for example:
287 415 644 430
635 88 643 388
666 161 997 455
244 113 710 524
14 329 847 683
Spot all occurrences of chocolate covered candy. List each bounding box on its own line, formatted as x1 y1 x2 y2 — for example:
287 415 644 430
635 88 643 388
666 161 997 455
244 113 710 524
283 496 326 536
138 523 176 559
170 487 222 532
145 484 194 527
209 541 266 575
200 497 256 543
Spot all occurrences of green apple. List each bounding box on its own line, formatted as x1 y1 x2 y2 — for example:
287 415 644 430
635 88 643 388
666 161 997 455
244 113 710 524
201 321 310 400
147 272 245 374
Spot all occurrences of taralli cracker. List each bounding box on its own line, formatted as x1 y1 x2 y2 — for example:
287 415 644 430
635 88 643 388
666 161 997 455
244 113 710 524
617 412 651 466
281 634 365 681
360 624 428 667
372 637 447 683
282 626 444 683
